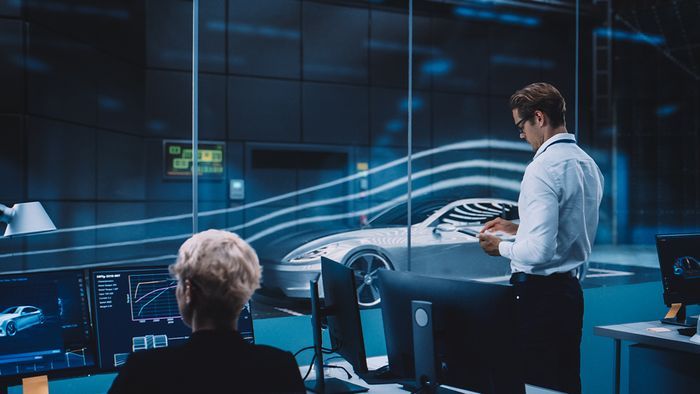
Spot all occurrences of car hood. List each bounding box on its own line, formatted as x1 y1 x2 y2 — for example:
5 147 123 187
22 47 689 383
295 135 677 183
0 313 20 323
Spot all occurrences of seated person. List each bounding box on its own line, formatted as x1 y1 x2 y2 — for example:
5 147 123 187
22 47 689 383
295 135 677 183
109 230 305 394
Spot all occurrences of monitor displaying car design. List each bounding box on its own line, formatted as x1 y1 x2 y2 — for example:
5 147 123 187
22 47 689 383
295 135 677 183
0 270 95 383
0 306 45 337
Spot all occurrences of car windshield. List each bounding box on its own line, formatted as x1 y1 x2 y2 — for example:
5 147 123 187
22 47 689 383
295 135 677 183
1 307 18 314
367 197 454 227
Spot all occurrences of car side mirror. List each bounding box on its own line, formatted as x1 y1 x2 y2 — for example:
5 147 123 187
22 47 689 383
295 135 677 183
433 223 457 235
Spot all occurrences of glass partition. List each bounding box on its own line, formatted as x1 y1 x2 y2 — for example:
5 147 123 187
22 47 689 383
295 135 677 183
0 1 190 273
598 1 700 244
405 1 582 279
2 0 697 321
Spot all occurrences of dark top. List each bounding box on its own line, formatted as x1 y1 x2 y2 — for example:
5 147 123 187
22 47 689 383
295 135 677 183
108 330 306 394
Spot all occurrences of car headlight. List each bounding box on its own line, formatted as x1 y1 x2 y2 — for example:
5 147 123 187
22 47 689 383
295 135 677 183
289 245 331 263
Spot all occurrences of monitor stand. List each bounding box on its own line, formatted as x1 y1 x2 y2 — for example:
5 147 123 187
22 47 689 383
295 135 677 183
661 303 698 327
22 375 49 394
408 300 461 394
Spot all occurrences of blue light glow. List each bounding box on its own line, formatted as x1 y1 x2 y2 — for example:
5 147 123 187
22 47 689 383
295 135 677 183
454 6 540 27
400 96 425 111
594 28 665 45
147 120 167 132
421 59 453 75
491 54 554 69
208 21 300 40
304 64 365 78
366 40 439 56
656 104 679 117
98 96 124 111
15 55 51 73
385 119 404 132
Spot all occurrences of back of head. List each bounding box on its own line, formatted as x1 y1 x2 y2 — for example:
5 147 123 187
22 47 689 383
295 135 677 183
510 82 567 128
170 229 261 322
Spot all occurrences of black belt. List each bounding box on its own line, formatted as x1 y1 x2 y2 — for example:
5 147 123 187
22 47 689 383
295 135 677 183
510 271 575 284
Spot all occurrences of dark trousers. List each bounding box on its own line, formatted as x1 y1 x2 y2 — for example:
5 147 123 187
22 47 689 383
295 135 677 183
510 273 583 394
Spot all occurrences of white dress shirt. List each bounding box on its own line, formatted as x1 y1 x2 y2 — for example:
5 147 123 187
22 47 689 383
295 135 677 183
498 133 604 275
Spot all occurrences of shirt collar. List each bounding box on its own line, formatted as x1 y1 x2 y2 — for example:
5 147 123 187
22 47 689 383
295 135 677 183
533 132 576 160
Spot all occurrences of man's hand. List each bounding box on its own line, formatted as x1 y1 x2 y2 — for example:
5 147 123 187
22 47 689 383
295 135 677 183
478 233 501 256
481 218 518 235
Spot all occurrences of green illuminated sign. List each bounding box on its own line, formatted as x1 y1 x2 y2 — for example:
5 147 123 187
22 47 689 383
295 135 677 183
163 140 225 179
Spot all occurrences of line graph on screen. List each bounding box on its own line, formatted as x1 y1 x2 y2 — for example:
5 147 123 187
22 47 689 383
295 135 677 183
128 273 180 321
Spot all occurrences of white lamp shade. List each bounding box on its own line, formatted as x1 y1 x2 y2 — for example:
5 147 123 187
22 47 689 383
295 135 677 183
3 202 57 237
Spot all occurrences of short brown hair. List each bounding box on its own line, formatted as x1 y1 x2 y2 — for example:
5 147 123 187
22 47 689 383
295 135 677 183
509 82 566 128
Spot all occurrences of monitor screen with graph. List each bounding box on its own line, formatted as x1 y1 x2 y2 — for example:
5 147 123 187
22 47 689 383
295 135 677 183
0 270 96 383
90 266 254 371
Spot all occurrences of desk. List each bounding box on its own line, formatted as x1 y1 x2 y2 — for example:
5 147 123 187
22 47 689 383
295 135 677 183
301 356 560 393
594 320 700 394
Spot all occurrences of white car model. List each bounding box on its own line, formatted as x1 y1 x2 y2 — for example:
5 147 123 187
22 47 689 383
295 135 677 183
260 197 520 306
0 306 45 336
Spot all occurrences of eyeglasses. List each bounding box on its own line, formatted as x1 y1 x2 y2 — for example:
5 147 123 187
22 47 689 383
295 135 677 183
515 114 532 135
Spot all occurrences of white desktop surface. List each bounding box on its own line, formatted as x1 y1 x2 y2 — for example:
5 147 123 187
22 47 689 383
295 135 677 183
301 356 561 394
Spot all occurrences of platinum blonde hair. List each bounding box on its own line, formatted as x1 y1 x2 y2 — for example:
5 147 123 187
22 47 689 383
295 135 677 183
170 229 261 317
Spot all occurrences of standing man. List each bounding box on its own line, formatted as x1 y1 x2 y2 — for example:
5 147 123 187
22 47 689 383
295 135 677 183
477 82 603 394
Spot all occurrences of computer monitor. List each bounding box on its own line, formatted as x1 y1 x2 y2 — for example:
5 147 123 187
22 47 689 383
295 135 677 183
0 270 96 384
377 269 523 394
321 258 368 376
656 233 700 326
90 266 254 371
306 273 367 393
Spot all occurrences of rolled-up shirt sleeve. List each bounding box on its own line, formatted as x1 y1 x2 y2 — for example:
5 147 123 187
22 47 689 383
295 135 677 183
499 163 559 265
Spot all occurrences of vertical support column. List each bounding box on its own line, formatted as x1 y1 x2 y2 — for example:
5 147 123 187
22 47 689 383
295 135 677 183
592 0 616 244
406 0 413 271
192 0 199 234
575 0 580 138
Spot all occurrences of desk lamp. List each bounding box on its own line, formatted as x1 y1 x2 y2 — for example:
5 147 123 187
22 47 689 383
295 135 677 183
0 201 56 237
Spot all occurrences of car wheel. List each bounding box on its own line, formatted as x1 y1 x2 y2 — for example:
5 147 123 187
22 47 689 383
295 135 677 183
345 250 393 308
6 321 17 336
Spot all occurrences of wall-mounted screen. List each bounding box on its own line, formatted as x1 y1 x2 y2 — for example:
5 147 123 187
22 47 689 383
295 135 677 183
91 266 253 371
163 140 226 179
0 270 95 382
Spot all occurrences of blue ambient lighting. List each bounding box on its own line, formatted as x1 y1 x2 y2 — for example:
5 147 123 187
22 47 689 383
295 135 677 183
491 54 555 69
421 59 453 75
98 96 124 111
366 40 439 56
454 6 540 27
385 119 404 132
208 21 300 40
594 28 665 45
19 56 51 73
656 104 679 117
400 96 425 111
